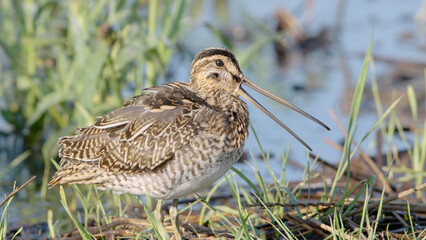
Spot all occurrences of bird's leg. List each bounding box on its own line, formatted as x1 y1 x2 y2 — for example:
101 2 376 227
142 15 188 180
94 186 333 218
170 199 183 240
153 199 169 240
154 199 164 224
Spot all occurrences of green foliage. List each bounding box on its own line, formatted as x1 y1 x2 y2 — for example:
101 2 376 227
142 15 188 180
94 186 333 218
0 0 197 197
0 1 187 151
200 41 426 239
59 186 94 240
0 198 13 239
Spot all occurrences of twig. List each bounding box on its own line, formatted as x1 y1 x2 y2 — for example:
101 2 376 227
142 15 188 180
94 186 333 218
328 109 347 136
391 211 410 229
183 222 234 238
0 176 36 208
324 137 345 152
306 217 353 240
283 214 327 237
343 216 367 240
346 182 426 216
376 130 383 170
162 193 235 207
379 204 426 213
309 153 385 193
93 229 137 239
248 201 339 208
63 218 148 240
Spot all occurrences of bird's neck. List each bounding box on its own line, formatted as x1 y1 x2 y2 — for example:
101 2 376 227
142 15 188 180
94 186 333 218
196 89 243 112
192 87 249 152
188 79 248 118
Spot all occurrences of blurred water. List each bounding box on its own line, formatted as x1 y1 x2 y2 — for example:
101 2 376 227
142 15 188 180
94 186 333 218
176 0 425 181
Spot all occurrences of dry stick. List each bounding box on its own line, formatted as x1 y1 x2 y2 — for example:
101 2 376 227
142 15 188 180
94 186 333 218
310 146 387 194
328 109 347 137
345 200 426 213
249 202 339 208
111 216 151 226
346 182 426 217
306 217 353 240
390 231 426 239
252 201 426 212
64 218 148 240
324 137 345 152
184 202 193 224
376 131 383 170
64 220 128 240
162 193 234 206
283 214 328 237
183 222 234 238
343 216 367 240
294 230 314 238
0 175 36 208
94 229 136 239
379 204 426 213
391 211 410 229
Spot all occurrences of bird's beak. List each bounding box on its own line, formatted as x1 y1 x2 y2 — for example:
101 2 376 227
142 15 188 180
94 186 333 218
238 77 330 151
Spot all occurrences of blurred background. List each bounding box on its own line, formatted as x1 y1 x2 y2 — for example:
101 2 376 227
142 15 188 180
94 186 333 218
0 0 425 234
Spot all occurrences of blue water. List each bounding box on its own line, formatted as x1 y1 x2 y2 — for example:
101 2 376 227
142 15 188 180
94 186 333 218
176 0 425 181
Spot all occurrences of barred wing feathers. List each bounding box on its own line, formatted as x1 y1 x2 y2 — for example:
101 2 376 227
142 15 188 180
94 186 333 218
57 82 210 172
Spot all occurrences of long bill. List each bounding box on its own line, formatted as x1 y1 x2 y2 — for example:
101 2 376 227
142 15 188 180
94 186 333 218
239 78 330 151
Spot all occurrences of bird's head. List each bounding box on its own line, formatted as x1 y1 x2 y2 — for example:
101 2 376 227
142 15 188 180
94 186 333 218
190 47 330 151
190 47 244 95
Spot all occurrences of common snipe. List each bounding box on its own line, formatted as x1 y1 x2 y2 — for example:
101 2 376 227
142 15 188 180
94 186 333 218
50 47 329 239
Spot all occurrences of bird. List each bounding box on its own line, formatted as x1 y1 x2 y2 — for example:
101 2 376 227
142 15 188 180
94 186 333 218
49 47 330 239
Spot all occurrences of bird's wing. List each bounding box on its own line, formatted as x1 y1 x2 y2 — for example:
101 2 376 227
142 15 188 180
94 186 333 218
58 82 215 172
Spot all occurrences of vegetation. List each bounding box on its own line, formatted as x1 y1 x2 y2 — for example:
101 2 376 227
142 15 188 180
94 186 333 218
0 0 425 239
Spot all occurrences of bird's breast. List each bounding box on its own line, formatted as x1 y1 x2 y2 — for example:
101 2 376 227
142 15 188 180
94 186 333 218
216 96 250 160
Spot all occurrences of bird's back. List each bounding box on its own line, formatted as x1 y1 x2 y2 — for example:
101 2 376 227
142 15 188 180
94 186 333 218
50 81 249 199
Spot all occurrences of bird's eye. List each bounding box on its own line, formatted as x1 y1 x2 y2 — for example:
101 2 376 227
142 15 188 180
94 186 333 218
214 59 224 67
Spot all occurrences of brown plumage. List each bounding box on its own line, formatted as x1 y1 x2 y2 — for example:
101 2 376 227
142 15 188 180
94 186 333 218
51 80 249 199
49 47 329 239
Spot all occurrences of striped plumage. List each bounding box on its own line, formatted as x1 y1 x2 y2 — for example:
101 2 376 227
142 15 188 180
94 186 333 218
52 81 249 200
50 48 329 239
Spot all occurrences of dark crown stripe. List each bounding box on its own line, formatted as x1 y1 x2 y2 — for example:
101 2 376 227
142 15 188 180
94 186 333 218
193 48 241 72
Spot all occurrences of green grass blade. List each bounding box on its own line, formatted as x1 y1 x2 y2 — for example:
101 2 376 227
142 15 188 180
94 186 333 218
281 186 302 217
371 163 393 237
407 85 417 121
199 177 227 225
10 227 23 240
342 177 373 216
353 96 403 154
59 186 94 240
330 39 372 198
231 167 261 197
254 194 296 239
0 197 14 240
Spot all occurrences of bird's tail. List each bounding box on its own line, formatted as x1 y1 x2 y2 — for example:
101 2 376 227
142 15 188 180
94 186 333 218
48 160 107 188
